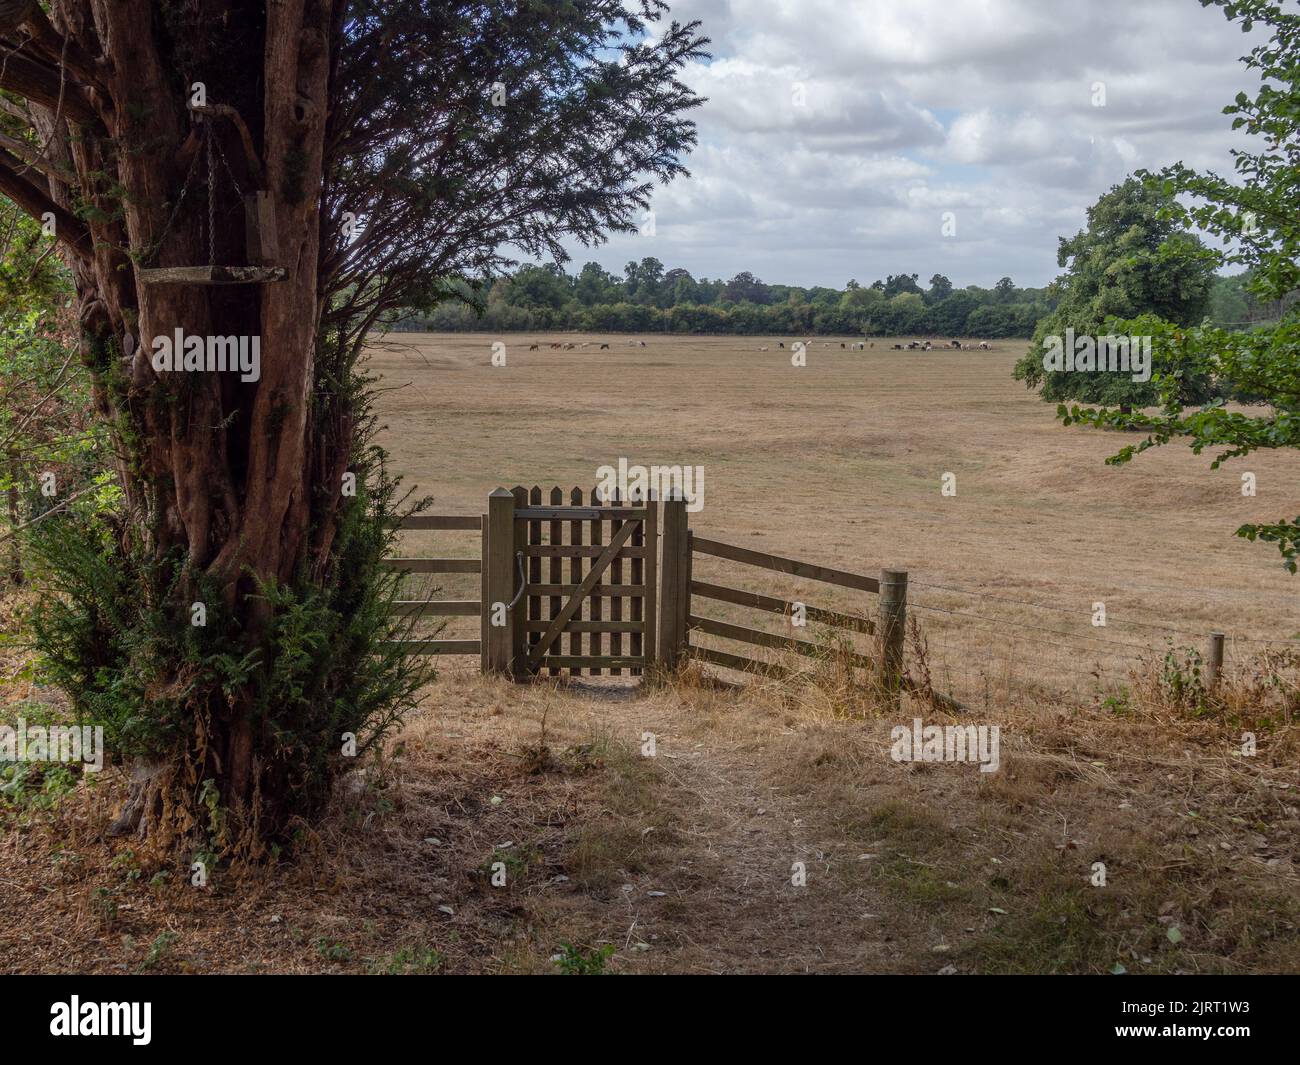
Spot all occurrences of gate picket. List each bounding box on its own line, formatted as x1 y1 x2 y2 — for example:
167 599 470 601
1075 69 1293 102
569 487 583 675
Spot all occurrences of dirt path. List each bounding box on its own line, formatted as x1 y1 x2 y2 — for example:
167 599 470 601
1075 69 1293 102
550 682 908 974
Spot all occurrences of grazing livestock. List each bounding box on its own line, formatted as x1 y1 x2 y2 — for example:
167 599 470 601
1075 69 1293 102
892 343 903 350
760 346 769 351
600 343 609 349
979 341 990 350
840 343 846 349
950 339 962 348
529 343 539 350
639 340 646 347
778 342 785 349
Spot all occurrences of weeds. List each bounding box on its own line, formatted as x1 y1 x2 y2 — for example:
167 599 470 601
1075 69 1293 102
552 941 614 975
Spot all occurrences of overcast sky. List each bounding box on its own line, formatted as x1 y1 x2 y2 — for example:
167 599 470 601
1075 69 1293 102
561 0 1261 290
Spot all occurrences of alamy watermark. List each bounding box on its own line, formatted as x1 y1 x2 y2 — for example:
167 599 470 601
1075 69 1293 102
0 718 104 772
890 718 1000 773
150 329 261 383
50 997 150 1045
1042 327 1151 383
595 458 704 512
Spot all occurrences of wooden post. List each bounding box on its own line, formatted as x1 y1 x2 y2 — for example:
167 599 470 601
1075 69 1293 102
244 191 279 265
876 569 908 707
479 512 488 674
659 491 689 669
642 489 658 670
1206 631 1225 689
684 530 694 655
485 489 515 676
511 486 530 680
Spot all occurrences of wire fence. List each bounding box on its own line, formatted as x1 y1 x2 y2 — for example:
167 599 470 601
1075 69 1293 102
902 574 1300 709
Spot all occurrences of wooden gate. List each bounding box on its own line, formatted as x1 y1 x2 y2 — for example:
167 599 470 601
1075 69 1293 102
390 488 911 697
495 486 657 678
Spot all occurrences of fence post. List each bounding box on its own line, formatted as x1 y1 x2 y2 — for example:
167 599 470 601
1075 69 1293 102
658 491 689 669
484 488 515 676
480 512 489 674
876 569 908 707
1206 631 1225 689
510 486 530 680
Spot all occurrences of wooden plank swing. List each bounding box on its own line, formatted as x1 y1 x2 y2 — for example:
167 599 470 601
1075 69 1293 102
139 104 285 286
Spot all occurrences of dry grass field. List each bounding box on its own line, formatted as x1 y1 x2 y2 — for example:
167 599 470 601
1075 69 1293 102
3 330 1298 975
373 331 1300 700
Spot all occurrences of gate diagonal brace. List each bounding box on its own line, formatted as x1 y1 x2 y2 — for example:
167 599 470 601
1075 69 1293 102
527 518 639 668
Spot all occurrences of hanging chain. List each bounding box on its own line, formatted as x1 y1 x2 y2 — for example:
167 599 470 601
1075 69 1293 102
206 123 216 268
143 126 204 267
211 131 244 200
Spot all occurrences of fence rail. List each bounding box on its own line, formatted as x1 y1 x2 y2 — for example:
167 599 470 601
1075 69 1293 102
380 492 907 692
380 496 1296 707
690 537 881 593
677 527 901 699
383 513 485 661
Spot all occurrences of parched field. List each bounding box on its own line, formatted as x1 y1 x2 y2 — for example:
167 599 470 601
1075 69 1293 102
372 331 1300 701
4 331 1298 976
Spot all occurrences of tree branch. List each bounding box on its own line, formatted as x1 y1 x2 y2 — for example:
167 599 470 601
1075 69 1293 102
0 130 64 179
0 148 90 256
0 46 100 127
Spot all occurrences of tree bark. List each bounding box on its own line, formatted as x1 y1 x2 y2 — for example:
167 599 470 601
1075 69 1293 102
2 0 340 848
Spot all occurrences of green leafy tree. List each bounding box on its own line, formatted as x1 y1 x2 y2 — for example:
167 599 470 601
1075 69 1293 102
882 272 922 298
0 201 109 584
1062 0 1300 571
926 273 953 303
720 270 771 305
1013 176 1217 406
574 262 623 307
509 264 572 311
927 290 980 335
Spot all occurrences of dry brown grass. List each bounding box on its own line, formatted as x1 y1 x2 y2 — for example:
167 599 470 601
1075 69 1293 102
373 331 1300 705
3 331 1299 974
2 650 1298 973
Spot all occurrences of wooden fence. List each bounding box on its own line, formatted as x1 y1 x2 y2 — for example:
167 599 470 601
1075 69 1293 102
384 490 908 696
381 513 485 660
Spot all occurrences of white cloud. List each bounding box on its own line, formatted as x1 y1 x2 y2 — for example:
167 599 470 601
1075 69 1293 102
570 0 1262 288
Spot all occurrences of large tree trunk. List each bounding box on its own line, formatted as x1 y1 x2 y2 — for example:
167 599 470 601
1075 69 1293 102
2 0 706 854
3 1 340 850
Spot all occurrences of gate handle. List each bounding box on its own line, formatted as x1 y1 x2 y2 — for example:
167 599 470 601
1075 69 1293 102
506 550 527 609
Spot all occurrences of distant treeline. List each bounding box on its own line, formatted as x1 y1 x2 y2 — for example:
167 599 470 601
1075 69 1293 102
395 259 1266 338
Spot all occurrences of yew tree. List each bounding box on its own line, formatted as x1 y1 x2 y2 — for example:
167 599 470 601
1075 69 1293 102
0 0 704 851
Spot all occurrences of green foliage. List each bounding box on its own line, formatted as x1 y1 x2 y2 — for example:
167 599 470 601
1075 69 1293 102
1012 176 1218 405
403 257 1056 338
0 201 111 581
22 444 432 838
368 945 442 974
1059 0 1300 570
0 762 80 809
553 941 615 975
315 938 352 963
139 931 180 972
1159 647 1211 716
